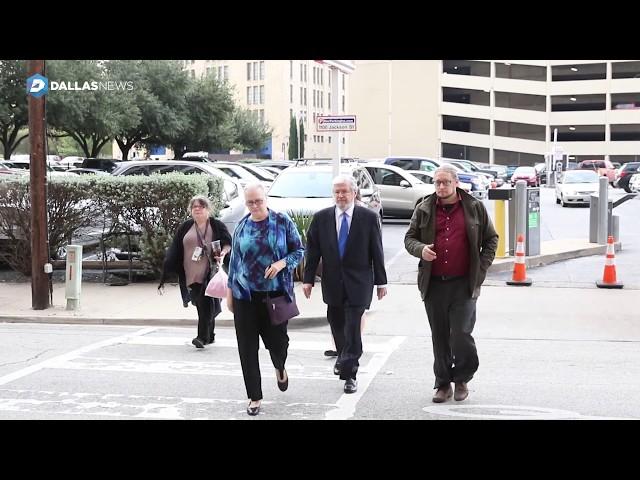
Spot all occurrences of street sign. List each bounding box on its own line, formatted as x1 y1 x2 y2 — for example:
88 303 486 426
316 115 357 132
552 145 564 161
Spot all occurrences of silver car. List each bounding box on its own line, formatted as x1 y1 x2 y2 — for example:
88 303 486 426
555 170 599 207
361 163 435 218
111 160 246 233
266 165 382 219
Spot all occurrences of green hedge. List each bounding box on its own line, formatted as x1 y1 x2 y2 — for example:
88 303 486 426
0 173 224 276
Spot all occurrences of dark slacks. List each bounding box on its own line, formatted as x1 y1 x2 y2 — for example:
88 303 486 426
233 292 289 401
189 282 221 343
424 276 478 389
327 303 366 381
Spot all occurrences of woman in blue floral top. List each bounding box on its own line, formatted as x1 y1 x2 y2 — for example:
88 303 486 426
226 183 304 416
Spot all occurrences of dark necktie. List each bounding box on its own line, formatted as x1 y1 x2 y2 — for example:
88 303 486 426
338 212 349 259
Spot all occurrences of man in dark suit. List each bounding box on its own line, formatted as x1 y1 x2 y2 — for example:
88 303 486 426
303 174 387 394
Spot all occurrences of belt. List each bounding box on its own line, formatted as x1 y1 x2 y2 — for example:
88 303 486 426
430 275 466 282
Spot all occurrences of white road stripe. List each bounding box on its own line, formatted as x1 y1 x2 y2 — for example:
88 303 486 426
325 336 406 420
0 327 157 387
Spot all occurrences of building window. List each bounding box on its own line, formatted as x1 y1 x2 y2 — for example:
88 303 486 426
206 67 212 76
443 87 490 106
259 109 265 123
259 85 264 104
290 60 293 79
247 62 252 81
495 91 546 111
300 87 303 105
612 61 640 79
223 66 228 81
442 115 490 135
442 60 490 77
342 95 345 112
304 88 307 106
260 61 265 80
493 149 543 166
611 124 640 141
342 73 345 90
550 125 605 141
342 137 345 144
328 93 331 109
290 85 293 103
320 69 323 85
218 66 223 79
252 62 257 81
328 136 332 144
552 63 606 81
247 87 252 105
320 92 323 109
304 64 307 82
611 93 640 110
313 67 316 84
313 89 316 108
494 120 545 141
253 86 259 105
300 64 303 81
290 108 293 119
551 94 606 112
495 63 546 81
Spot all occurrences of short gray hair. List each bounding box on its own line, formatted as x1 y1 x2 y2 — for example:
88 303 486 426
188 195 212 212
332 174 358 193
243 182 266 197
434 164 459 182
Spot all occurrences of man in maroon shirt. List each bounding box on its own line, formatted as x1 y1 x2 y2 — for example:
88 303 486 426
405 164 498 403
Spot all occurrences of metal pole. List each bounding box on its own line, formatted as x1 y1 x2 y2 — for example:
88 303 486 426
597 176 608 244
331 67 340 178
515 180 527 242
28 60 50 310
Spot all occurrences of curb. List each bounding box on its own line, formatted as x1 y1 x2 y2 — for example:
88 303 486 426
0 315 329 329
488 242 621 274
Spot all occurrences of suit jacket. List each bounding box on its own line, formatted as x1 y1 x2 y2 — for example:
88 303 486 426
304 205 387 307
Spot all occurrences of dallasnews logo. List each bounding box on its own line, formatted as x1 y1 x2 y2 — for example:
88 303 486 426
27 74 134 97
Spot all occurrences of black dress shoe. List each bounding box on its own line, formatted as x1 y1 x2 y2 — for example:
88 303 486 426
246 402 260 416
192 337 205 348
333 362 341 376
344 378 357 394
324 349 338 357
276 368 288 392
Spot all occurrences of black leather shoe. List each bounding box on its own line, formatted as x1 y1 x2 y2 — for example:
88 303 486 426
192 337 205 349
333 362 341 376
276 368 288 392
246 402 260 416
206 334 215 345
344 378 357 394
324 349 338 357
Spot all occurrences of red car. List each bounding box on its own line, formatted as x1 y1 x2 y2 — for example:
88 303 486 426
510 166 538 186
578 159 616 185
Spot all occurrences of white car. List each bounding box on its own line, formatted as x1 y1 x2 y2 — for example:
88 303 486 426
361 163 435 218
555 170 600 207
211 162 269 187
629 173 640 193
406 170 473 192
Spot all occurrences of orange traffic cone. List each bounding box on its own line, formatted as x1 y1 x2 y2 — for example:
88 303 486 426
596 235 623 289
506 234 532 286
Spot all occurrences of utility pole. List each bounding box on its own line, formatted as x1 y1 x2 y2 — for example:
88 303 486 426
28 60 50 310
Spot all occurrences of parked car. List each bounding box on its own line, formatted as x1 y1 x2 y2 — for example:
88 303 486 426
384 156 439 172
555 170 599 207
613 162 640 192
361 163 435 218
406 170 472 192
257 160 295 171
66 168 110 175
58 156 85 169
534 163 547 185
81 158 122 173
233 163 276 183
629 173 640 193
0 163 27 177
0 159 74 176
511 166 539 187
441 159 495 189
266 164 382 219
441 158 498 180
210 162 270 187
111 160 246 233
577 159 616 185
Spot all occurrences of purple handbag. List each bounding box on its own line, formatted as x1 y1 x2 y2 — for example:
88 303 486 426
265 293 299 326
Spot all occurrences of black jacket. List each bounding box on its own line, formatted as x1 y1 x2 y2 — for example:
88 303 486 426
303 205 387 308
159 217 232 307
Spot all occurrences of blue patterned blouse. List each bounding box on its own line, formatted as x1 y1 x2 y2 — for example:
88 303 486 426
227 209 304 301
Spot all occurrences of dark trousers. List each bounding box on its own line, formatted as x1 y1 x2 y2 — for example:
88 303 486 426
424 277 478 389
327 304 366 381
189 283 220 343
233 292 289 401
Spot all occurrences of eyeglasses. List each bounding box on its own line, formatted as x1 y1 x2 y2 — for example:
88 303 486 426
434 180 453 187
191 204 206 210
333 190 353 197
246 199 265 206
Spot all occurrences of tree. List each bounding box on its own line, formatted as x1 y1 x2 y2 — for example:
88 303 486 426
110 60 190 161
288 115 298 160
0 60 29 159
46 60 139 158
166 74 236 157
299 117 305 158
230 108 272 153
